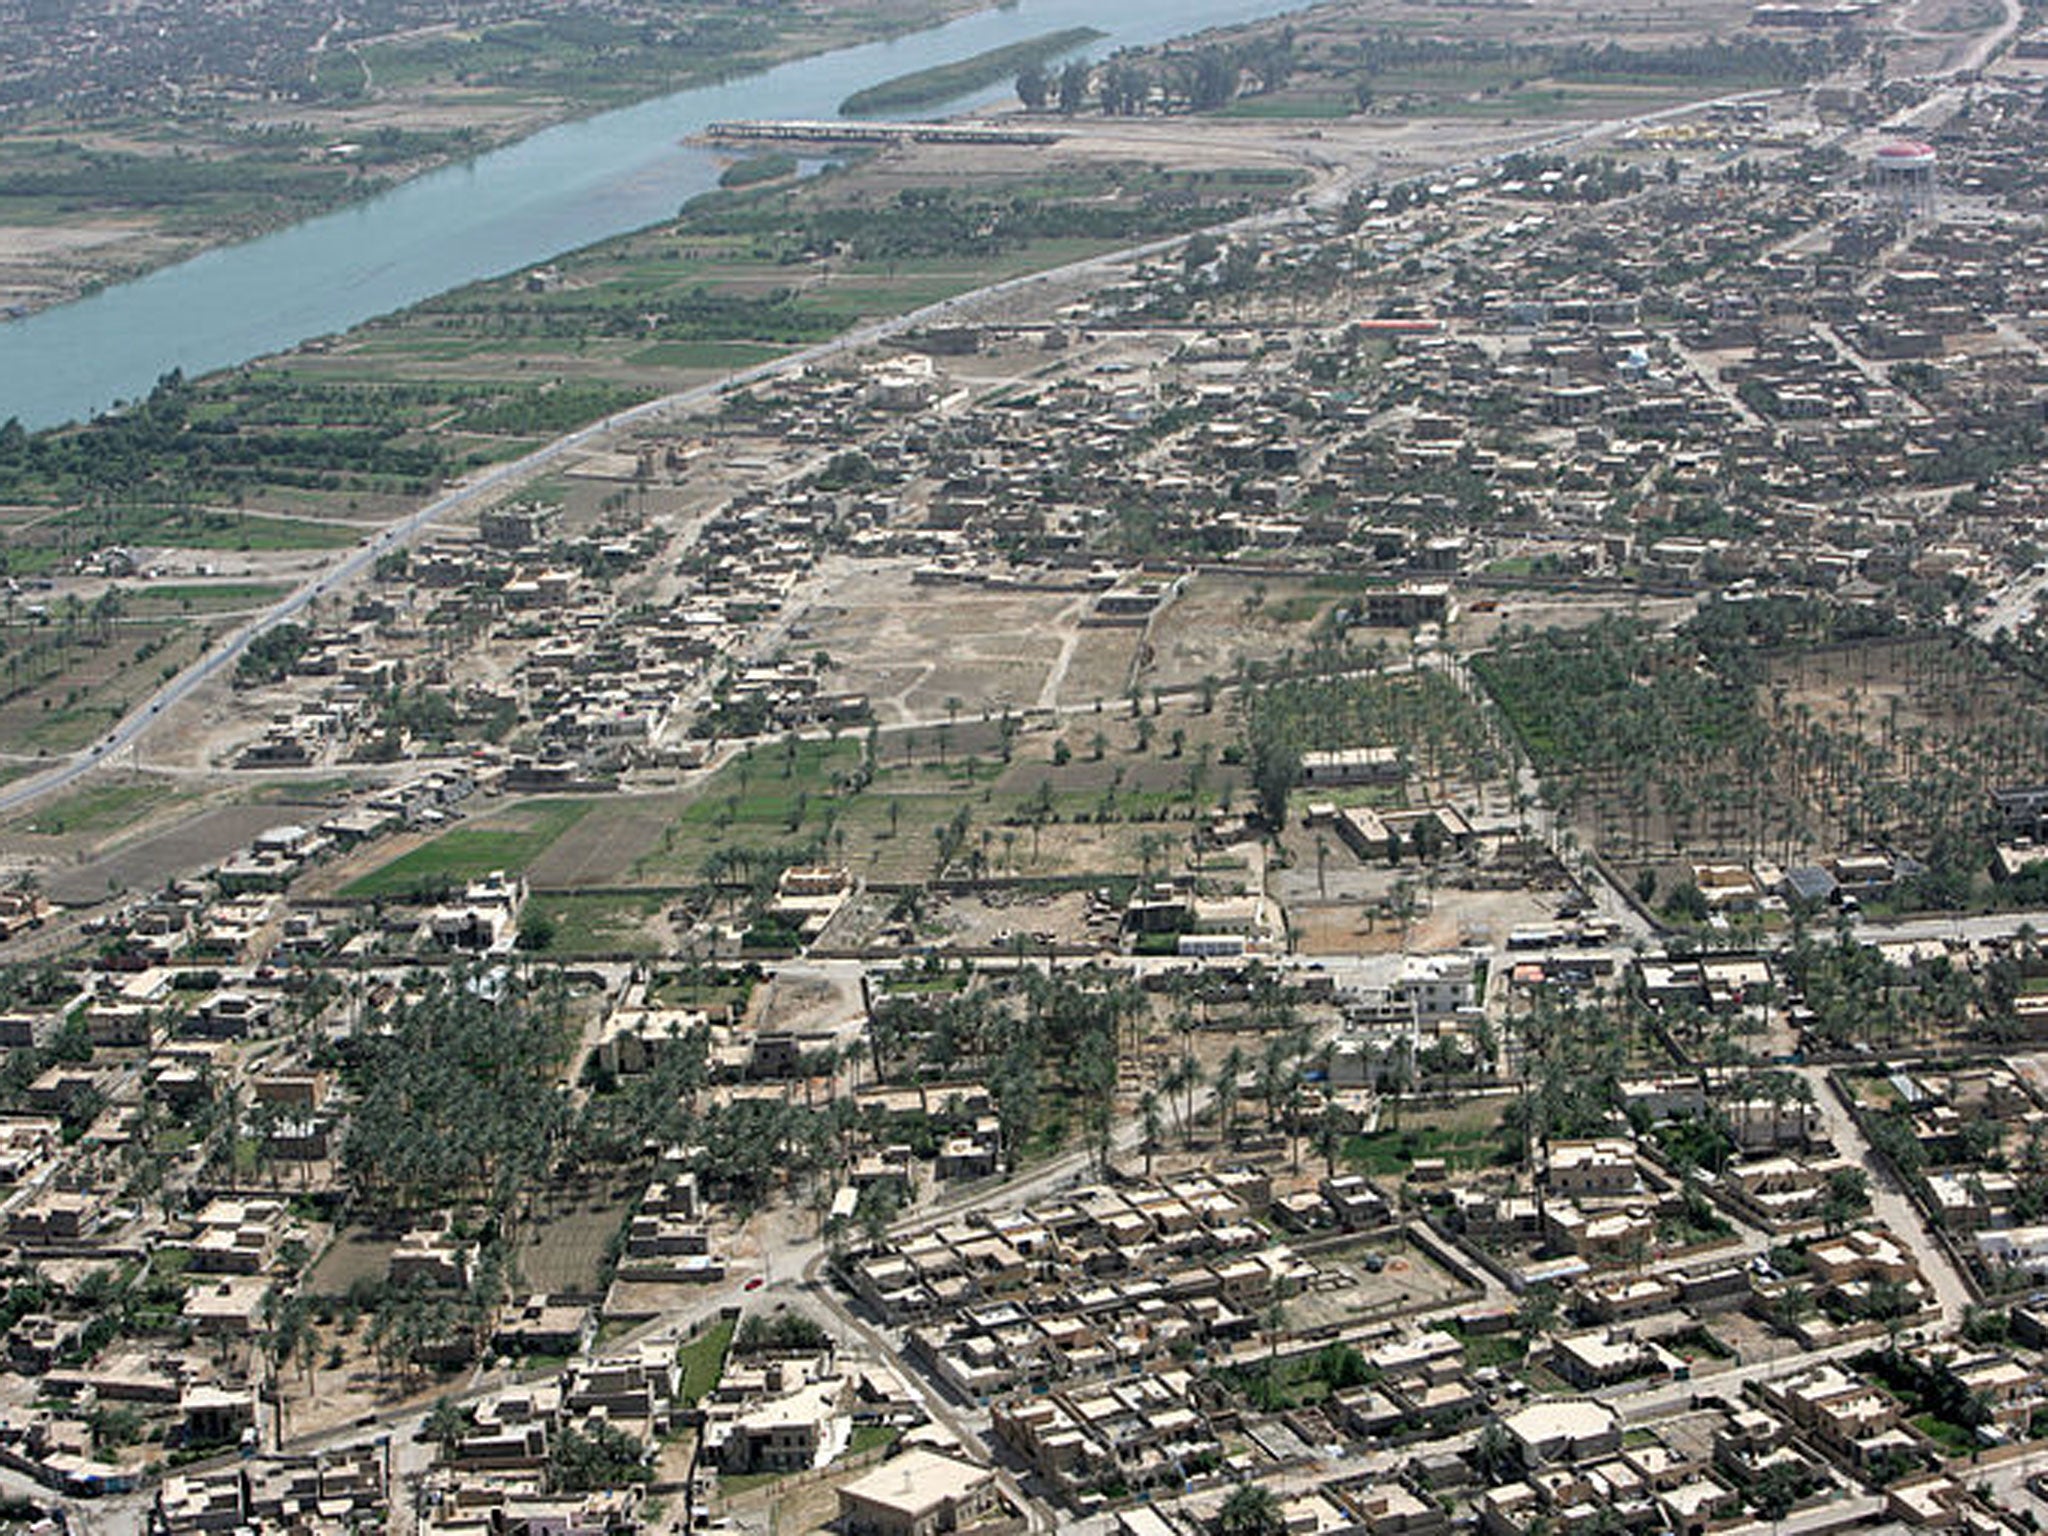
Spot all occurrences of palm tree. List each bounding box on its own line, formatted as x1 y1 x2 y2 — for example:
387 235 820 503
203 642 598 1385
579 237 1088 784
1216 1046 1246 1147
1217 1484 1285 1536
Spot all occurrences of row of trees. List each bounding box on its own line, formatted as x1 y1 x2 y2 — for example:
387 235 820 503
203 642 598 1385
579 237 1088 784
1016 34 1296 117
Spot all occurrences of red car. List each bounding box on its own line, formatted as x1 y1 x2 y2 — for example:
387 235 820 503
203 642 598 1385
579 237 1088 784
743 1276 765 1292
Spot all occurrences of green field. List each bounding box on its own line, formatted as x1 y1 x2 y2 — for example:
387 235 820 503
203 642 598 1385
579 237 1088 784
15 778 176 837
1345 1099 1516 1177
339 799 596 897
518 891 672 955
678 1317 735 1406
51 503 361 552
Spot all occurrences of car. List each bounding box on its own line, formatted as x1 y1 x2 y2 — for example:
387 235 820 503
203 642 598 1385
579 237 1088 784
743 1275 765 1292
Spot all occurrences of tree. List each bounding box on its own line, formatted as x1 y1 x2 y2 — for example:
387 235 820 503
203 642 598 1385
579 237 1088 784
1058 58 1092 115
1516 1282 1559 1342
1216 1045 1247 1146
1471 1420 1522 1482
547 1421 650 1493
1187 47 1239 110
1016 62 1050 109
1217 1482 1286 1536
1245 704 1300 829
1822 1166 1871 1233
426 1397 471 1458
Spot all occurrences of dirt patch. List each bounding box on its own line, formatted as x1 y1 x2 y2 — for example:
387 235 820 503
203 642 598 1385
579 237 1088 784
41 802 303 904
520 1180 636 1294
305 1228 400 1298
750 967 863 1033
800 560 1094 721
1452 593 1695 649
1143 575 1331 693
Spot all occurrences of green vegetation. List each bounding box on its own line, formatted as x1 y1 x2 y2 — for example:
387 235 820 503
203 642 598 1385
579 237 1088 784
1859 1346 1991 1459
340 800 595 898
1243 660 1506 828
52 501 360 551
515 892 670 956
1221 1342 1376 1411
340 967 575 1220
1476 604 2046 907
849 1424 901 1456
840 27 1103 116
719 154 798 190
17 778 171 836
1446 1319 1525 1371
549 1420 650 1493
733 1311 833 1354
677 1317 735 1405
1345 1117 1512 1177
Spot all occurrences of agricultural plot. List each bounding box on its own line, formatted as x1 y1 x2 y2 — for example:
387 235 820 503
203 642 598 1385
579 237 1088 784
1476 607 2048 910
0 619 209 755
517 1177 639 1295
359 703 1246 902
338 799 595 898
39 802 309 904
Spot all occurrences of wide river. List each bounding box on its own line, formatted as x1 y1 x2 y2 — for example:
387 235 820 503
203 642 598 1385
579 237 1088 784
0 0 1313 431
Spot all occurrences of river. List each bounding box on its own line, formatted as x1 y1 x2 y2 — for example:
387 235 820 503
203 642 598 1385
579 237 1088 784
0 0 1313 431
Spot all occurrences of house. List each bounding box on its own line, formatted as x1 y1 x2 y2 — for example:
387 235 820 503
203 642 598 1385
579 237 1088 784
1502 1398 1623 1467
716 1373 850 1474
1547 1139 1639 1199
838 1448 1000 1536
1549 1330 1676 1390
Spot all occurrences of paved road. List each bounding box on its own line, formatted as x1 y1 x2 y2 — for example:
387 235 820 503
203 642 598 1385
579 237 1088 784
1972 568 2048 643
1805 1064 1974 1325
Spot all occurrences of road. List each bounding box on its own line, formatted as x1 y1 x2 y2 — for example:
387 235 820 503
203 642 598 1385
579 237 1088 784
1972 567 2048 643
0 225 1281 822
11 15 2034 1519
0 68 1865 824
1804 1064 1974 1325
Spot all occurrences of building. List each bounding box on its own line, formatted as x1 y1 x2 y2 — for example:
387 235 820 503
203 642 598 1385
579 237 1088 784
1501 1398 1623 1467
838 1448 1000 1536
1300 746 1405 788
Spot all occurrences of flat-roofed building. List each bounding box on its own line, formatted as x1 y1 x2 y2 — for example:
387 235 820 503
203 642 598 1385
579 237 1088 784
837 1448 999 1536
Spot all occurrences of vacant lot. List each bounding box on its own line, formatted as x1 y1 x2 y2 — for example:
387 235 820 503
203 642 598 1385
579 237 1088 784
520 1179 637 1295
40 801 298 904
306 1228 401 1299
800 562 1115 721
1287 1234 1476 1332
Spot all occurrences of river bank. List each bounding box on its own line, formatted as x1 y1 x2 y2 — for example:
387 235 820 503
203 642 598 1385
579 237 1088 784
0 0 984 323
0 0 1323 430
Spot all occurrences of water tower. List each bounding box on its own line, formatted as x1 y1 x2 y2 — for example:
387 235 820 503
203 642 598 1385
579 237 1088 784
1870 139 1938 218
